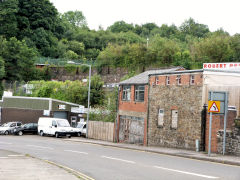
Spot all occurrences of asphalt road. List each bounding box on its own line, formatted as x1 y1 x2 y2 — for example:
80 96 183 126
0 135 240 180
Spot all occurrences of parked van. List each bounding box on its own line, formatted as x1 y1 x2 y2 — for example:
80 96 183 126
38 117 75 138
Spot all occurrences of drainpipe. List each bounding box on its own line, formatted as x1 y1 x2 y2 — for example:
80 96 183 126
114 86 120 143
146 75 151 146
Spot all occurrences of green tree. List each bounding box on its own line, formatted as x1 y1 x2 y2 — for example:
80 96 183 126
0 0 18 38
180 18 209 38
62 10 87 28
0 37 37 81
190 34 233 63
148 36 180 65
108 21 134 33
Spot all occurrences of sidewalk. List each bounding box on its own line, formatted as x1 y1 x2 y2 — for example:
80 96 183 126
0 150 81 180
66 137 240 166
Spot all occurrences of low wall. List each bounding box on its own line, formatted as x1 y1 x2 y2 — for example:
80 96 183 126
88 121 114 142
217 127 240 156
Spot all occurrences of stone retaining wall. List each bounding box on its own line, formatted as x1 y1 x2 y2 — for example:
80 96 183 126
217 127 240 156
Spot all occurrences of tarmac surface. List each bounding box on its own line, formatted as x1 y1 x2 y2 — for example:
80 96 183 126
66 137 240 167
1 137 240 180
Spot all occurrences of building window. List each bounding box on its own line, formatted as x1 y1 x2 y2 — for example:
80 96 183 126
155 76 159 85
122 86 131 101
166 76 170 85
158 109 164 127
135 85 145 102
177 75 181 85
171 110 178 129
190 75 195 85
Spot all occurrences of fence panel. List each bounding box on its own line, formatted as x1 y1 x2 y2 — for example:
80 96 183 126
88 121 114 142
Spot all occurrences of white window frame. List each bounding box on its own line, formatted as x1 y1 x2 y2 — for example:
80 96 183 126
135 85 145 102
122 86 131 101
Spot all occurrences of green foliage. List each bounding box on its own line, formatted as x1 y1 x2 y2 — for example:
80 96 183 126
26 74 104 107
64 64 78 74
0 56 5 79
62 10 87 28
64 50 79 60
89 87 118 122
0 0 18 39
0 37 37 81
190 34 233 63
108 21 134 33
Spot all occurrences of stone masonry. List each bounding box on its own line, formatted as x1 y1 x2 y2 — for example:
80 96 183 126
148 73 204 150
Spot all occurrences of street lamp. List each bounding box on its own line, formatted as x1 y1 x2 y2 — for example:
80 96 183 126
68 61 91 138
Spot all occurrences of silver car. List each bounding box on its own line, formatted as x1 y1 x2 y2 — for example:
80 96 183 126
0 122 22 135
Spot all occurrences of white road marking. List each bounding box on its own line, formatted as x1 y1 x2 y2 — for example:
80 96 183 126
0 142 12 145
8 155 24 157
154 166 219 179
0 157 8 159
64 150 88 155
26 145 54 150
101 156 135 164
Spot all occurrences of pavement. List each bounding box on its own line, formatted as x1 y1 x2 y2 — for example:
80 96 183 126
1 137 240 180
65 137 240 167
0 149 90 180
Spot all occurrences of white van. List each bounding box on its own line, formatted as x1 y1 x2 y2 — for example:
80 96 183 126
38 117 75 138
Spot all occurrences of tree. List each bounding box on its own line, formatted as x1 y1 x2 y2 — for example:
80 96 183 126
108 21 134 33
0 0 18 38
180 18 209 38
62 10 87 28
148 36 180 65
0 37 37 81
16 0 63 57
190 34 233 63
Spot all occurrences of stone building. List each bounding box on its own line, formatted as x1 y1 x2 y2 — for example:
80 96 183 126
117 62 240 154
117 67 183 145
148 70 204 150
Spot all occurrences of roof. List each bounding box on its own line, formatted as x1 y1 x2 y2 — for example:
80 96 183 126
119 67 184 85
149 69 203 76
2 96 81 107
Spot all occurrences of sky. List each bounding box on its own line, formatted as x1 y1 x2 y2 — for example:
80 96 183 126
50 0 239 35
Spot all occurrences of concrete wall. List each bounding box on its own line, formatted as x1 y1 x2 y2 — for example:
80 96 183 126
148 73 204 150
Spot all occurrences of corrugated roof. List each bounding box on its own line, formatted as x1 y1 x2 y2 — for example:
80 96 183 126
119 67 183 85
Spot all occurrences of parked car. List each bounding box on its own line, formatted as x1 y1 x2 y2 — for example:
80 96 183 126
75 122 86 137
0 122 22 135
38 117 75 138
12 123 38 136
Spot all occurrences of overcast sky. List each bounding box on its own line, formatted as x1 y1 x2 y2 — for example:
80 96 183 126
50 0 239 35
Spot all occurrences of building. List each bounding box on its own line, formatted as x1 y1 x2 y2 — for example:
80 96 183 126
117 67 184 145
117 63 240 153
0 96 84 127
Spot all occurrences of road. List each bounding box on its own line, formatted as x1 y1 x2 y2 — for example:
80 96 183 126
0 135 240 180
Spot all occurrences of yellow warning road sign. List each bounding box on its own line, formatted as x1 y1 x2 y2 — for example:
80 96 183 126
208 101 221 113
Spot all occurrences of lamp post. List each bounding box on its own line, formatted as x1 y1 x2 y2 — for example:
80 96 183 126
68 62 91 138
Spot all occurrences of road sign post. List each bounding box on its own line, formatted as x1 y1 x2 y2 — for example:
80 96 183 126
208 91 228 156
208 92 213 156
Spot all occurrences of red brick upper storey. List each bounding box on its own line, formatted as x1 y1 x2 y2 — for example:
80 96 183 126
149 72 203 86
118 84 148 113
